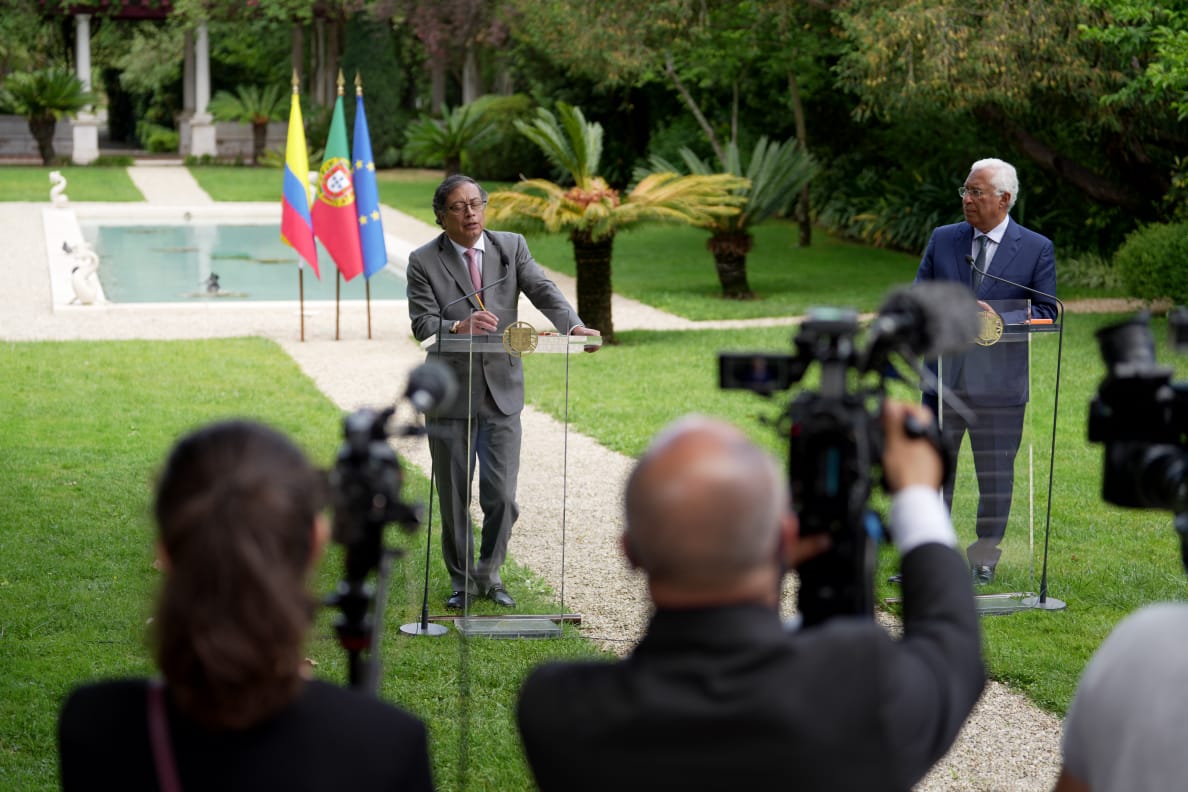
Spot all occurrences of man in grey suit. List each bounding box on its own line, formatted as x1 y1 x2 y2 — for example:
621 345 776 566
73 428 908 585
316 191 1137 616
406 174 600 610
517 404 984 791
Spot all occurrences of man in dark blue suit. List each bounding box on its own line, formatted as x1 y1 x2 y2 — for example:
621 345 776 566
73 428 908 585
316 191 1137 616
915 158 1057 584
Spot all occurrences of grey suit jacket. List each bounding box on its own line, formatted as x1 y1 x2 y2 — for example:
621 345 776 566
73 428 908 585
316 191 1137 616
406 230 582 419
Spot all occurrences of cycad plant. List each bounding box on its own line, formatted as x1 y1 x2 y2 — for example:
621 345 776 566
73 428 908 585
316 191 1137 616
638 137 819 299
403 103 494 175
208 83 286 165
1 67 96 165
487 103 748 342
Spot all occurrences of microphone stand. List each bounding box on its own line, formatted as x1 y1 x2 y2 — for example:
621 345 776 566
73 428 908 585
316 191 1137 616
966 255 1066 611
400 273 511 638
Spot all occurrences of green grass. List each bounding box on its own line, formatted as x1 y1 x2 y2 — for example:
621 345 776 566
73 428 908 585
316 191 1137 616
0 339 608 792
187 165 283 201
0 166 143 202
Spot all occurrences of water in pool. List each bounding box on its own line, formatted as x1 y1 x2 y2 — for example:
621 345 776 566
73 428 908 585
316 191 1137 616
80 222 406 303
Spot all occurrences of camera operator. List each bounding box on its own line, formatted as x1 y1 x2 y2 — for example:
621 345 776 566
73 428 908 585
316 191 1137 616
58 420 433 791
517 402 985 791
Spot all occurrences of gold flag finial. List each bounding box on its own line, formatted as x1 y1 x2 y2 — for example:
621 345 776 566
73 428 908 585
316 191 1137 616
291 69 299 94
355 71 363 97
336 69 344 96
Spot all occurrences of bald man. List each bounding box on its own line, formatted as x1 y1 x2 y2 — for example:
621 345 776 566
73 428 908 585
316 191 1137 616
517 403 985 792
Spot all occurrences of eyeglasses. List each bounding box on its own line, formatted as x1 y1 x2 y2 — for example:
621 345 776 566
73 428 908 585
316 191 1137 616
958 186 997 199
446 198 487 215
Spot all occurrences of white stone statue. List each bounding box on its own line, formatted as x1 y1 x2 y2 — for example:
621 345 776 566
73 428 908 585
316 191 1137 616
49 171 69 208
63 241 104 305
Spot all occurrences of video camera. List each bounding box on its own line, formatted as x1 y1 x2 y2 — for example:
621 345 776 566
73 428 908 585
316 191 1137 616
325 361 456 692
719 282 978 626
1088 309 1188 568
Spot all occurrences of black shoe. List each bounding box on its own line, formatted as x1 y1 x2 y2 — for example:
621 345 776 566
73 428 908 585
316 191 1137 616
971 565 996 586
445 591 470 610
887 573 903 585
487 585 516 608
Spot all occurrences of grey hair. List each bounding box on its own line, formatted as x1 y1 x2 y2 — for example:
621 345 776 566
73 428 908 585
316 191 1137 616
969 158 1019 210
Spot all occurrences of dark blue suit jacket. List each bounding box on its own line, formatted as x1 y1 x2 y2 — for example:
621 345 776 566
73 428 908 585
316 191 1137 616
916 218 1057 406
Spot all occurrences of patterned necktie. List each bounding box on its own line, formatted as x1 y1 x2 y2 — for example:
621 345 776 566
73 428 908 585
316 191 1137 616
465 248 482 296
972 235 988 292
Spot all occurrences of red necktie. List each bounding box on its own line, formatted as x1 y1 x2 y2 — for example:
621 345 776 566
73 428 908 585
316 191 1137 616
465 248 482 297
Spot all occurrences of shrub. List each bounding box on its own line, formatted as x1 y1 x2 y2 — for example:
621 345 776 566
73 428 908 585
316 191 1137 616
1114 222 1188 303
90 155 135 167
466 94 550 181
136 121 179 153
1059 250 1123 292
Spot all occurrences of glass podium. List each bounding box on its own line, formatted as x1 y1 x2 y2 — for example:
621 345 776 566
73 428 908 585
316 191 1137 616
402 307 602 638
935 298 1065 614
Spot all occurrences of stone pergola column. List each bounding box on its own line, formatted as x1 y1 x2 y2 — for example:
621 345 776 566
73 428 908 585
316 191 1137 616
188 21 217 158
179 30 195 154
71 13 99 164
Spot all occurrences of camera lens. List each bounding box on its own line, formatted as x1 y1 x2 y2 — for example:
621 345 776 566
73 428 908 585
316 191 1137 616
1096 314 1157 373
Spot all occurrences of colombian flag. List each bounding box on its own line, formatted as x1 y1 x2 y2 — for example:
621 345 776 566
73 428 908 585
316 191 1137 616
280 81 319 278
353 84 387 279
312 87 364 281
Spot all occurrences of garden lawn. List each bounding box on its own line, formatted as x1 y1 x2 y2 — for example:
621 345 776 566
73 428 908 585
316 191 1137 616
0 338 605 792
0 166 142 202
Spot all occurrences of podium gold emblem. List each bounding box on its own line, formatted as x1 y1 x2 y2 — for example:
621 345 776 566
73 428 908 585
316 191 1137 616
976 310 1004 346
502 321 538 357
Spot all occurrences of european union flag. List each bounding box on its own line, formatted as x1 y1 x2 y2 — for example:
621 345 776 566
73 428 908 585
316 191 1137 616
352 85 387 279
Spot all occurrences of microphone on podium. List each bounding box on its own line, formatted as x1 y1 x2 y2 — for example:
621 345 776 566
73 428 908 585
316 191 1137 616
964 255 1063 320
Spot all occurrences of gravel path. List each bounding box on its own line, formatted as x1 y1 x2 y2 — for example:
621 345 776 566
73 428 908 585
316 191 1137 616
0 170 1097 790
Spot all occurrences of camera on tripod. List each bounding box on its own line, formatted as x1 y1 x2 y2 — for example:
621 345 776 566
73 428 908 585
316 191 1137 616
719 283 979 627
1088 309 1188 515
324 361 456 692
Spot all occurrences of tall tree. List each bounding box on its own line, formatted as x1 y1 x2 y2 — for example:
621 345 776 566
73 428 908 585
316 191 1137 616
506 0 832 240
404 0 510 111
834 0 1183 218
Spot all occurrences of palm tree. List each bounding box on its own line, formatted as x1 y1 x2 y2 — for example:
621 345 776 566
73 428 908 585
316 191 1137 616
403 103 494 176
208 84 286 165
1 67 96 165
486 103 748 343
638 137 819 299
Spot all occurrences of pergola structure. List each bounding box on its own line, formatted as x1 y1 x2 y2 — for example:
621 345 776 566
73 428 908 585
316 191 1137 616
48 1 217 163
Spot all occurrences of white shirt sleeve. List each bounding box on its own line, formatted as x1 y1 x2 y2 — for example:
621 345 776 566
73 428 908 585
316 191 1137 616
886 485 957 555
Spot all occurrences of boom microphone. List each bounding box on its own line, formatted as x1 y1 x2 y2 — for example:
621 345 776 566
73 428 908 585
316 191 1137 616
863 281 980 368
404 360 457 413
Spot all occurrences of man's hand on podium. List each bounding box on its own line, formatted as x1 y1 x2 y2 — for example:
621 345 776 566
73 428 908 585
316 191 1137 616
572 326 601 353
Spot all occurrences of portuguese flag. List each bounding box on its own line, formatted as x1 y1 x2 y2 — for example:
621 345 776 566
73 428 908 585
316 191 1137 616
311 91 364 281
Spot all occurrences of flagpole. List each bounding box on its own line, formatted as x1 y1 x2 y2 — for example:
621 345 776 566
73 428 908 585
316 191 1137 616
353 71 387 343
281 69 318 338
366 279 373 340
335 270 341 341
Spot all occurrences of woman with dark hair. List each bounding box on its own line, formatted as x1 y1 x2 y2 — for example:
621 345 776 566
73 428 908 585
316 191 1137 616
58 420 434 791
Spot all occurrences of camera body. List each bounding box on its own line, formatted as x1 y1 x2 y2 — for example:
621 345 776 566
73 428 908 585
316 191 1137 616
721 309 889 627
327 407 423 687
1088 311 1188 514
